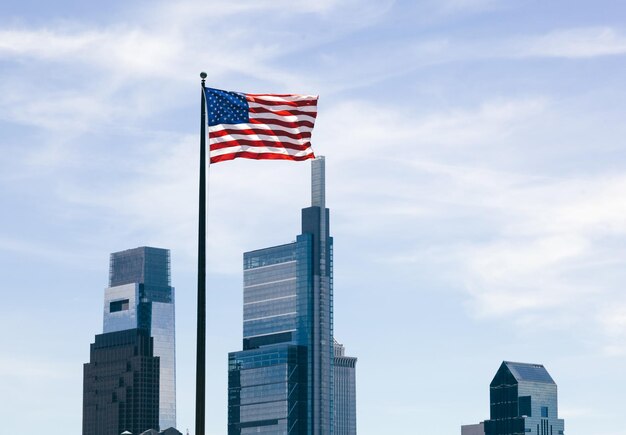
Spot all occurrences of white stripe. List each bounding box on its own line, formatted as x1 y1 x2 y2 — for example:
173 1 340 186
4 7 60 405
244 277 296 289
210 145 314 158
247 94 317 103
244 295 296 306
244 260 296 271
209 122 313 135
249 111 316 123
244 329 296 339
248 101 317 113
210 132 310 146
244 312 296 322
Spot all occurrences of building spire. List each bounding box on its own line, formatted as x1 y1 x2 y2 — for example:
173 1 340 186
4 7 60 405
311 155 325 208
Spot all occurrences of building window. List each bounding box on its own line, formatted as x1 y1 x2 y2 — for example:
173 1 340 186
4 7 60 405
110 299 130 313
541 406 549 418
519 396 532 417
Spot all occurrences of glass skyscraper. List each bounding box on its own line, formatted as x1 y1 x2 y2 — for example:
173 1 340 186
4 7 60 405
228 157 337 435
333 340 357 435
484 361 565 435
102 246 177 430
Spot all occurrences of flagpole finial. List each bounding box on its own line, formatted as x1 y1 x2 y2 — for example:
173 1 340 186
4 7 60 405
200 72 207 86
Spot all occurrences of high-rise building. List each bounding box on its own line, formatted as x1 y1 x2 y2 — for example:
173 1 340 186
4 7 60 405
83 329 160 435
83 246 177 433
484 361 565 435
333 340 357 435
228 157 337 435
103 247 177 429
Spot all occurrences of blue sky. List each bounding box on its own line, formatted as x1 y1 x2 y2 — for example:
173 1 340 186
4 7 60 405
2 1 626 434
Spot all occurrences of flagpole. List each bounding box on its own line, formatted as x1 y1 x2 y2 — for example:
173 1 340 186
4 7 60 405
196 71 208 435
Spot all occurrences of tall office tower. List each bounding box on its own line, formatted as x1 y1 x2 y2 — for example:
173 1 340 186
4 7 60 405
228 157 335 435
102 246 177 430
484 361 565 435
461 422 485 435
83 329 160 435
333 340 357 435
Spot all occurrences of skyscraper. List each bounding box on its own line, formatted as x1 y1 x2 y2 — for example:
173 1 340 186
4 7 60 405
103 246 177 430
83 329 160 435
228 157 336 435
484 361 565 435
333 340 357 435
83 246 176 433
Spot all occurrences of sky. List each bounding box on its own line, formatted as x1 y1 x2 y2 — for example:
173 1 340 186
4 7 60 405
1 0 626 434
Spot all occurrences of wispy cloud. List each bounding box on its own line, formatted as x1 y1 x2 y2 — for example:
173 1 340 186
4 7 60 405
0 356 74 380
437 0 501 14
520 27 626 59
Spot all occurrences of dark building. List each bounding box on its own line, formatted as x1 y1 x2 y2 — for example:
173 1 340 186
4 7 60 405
333 340 357 435
83 329 160 435
484 361 565 435
227 157 338 435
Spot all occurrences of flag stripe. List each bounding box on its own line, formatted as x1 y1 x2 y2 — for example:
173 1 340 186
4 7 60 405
211 151 314 164
248 101 317 113
209 126 311 141
247 99 317 108
211 147 315 163
249 106 318 119
211 144 314 157
210 137 312 152
248 109 316 124
248 117 315 130
210 121 313 135
245 94 317 103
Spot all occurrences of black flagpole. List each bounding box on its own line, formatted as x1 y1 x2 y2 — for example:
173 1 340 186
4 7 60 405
196 72 207 435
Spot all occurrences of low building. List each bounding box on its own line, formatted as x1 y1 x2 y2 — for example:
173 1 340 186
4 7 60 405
462 422 485 435
484 361 565 435
334 340 357 435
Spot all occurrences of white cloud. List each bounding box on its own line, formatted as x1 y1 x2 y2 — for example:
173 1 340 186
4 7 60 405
314 91 626 348
520 27 626 59
599 304 626 356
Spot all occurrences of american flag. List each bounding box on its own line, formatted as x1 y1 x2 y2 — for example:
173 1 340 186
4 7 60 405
204 87 318 164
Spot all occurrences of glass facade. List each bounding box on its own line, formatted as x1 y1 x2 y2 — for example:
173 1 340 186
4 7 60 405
228 344 308 434
83 329 160 435
228 157 337 435
102 246 177 430
484 361 565 435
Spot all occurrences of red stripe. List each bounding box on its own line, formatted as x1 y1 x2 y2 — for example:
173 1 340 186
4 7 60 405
246 95 318 107
249 106 318 119
210 127 311 141
210 138 312 152
245 93 315 98
249 117 315 130
211 151 315 164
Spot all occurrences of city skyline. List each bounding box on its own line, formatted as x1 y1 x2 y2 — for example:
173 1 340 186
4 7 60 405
2 1 626 434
